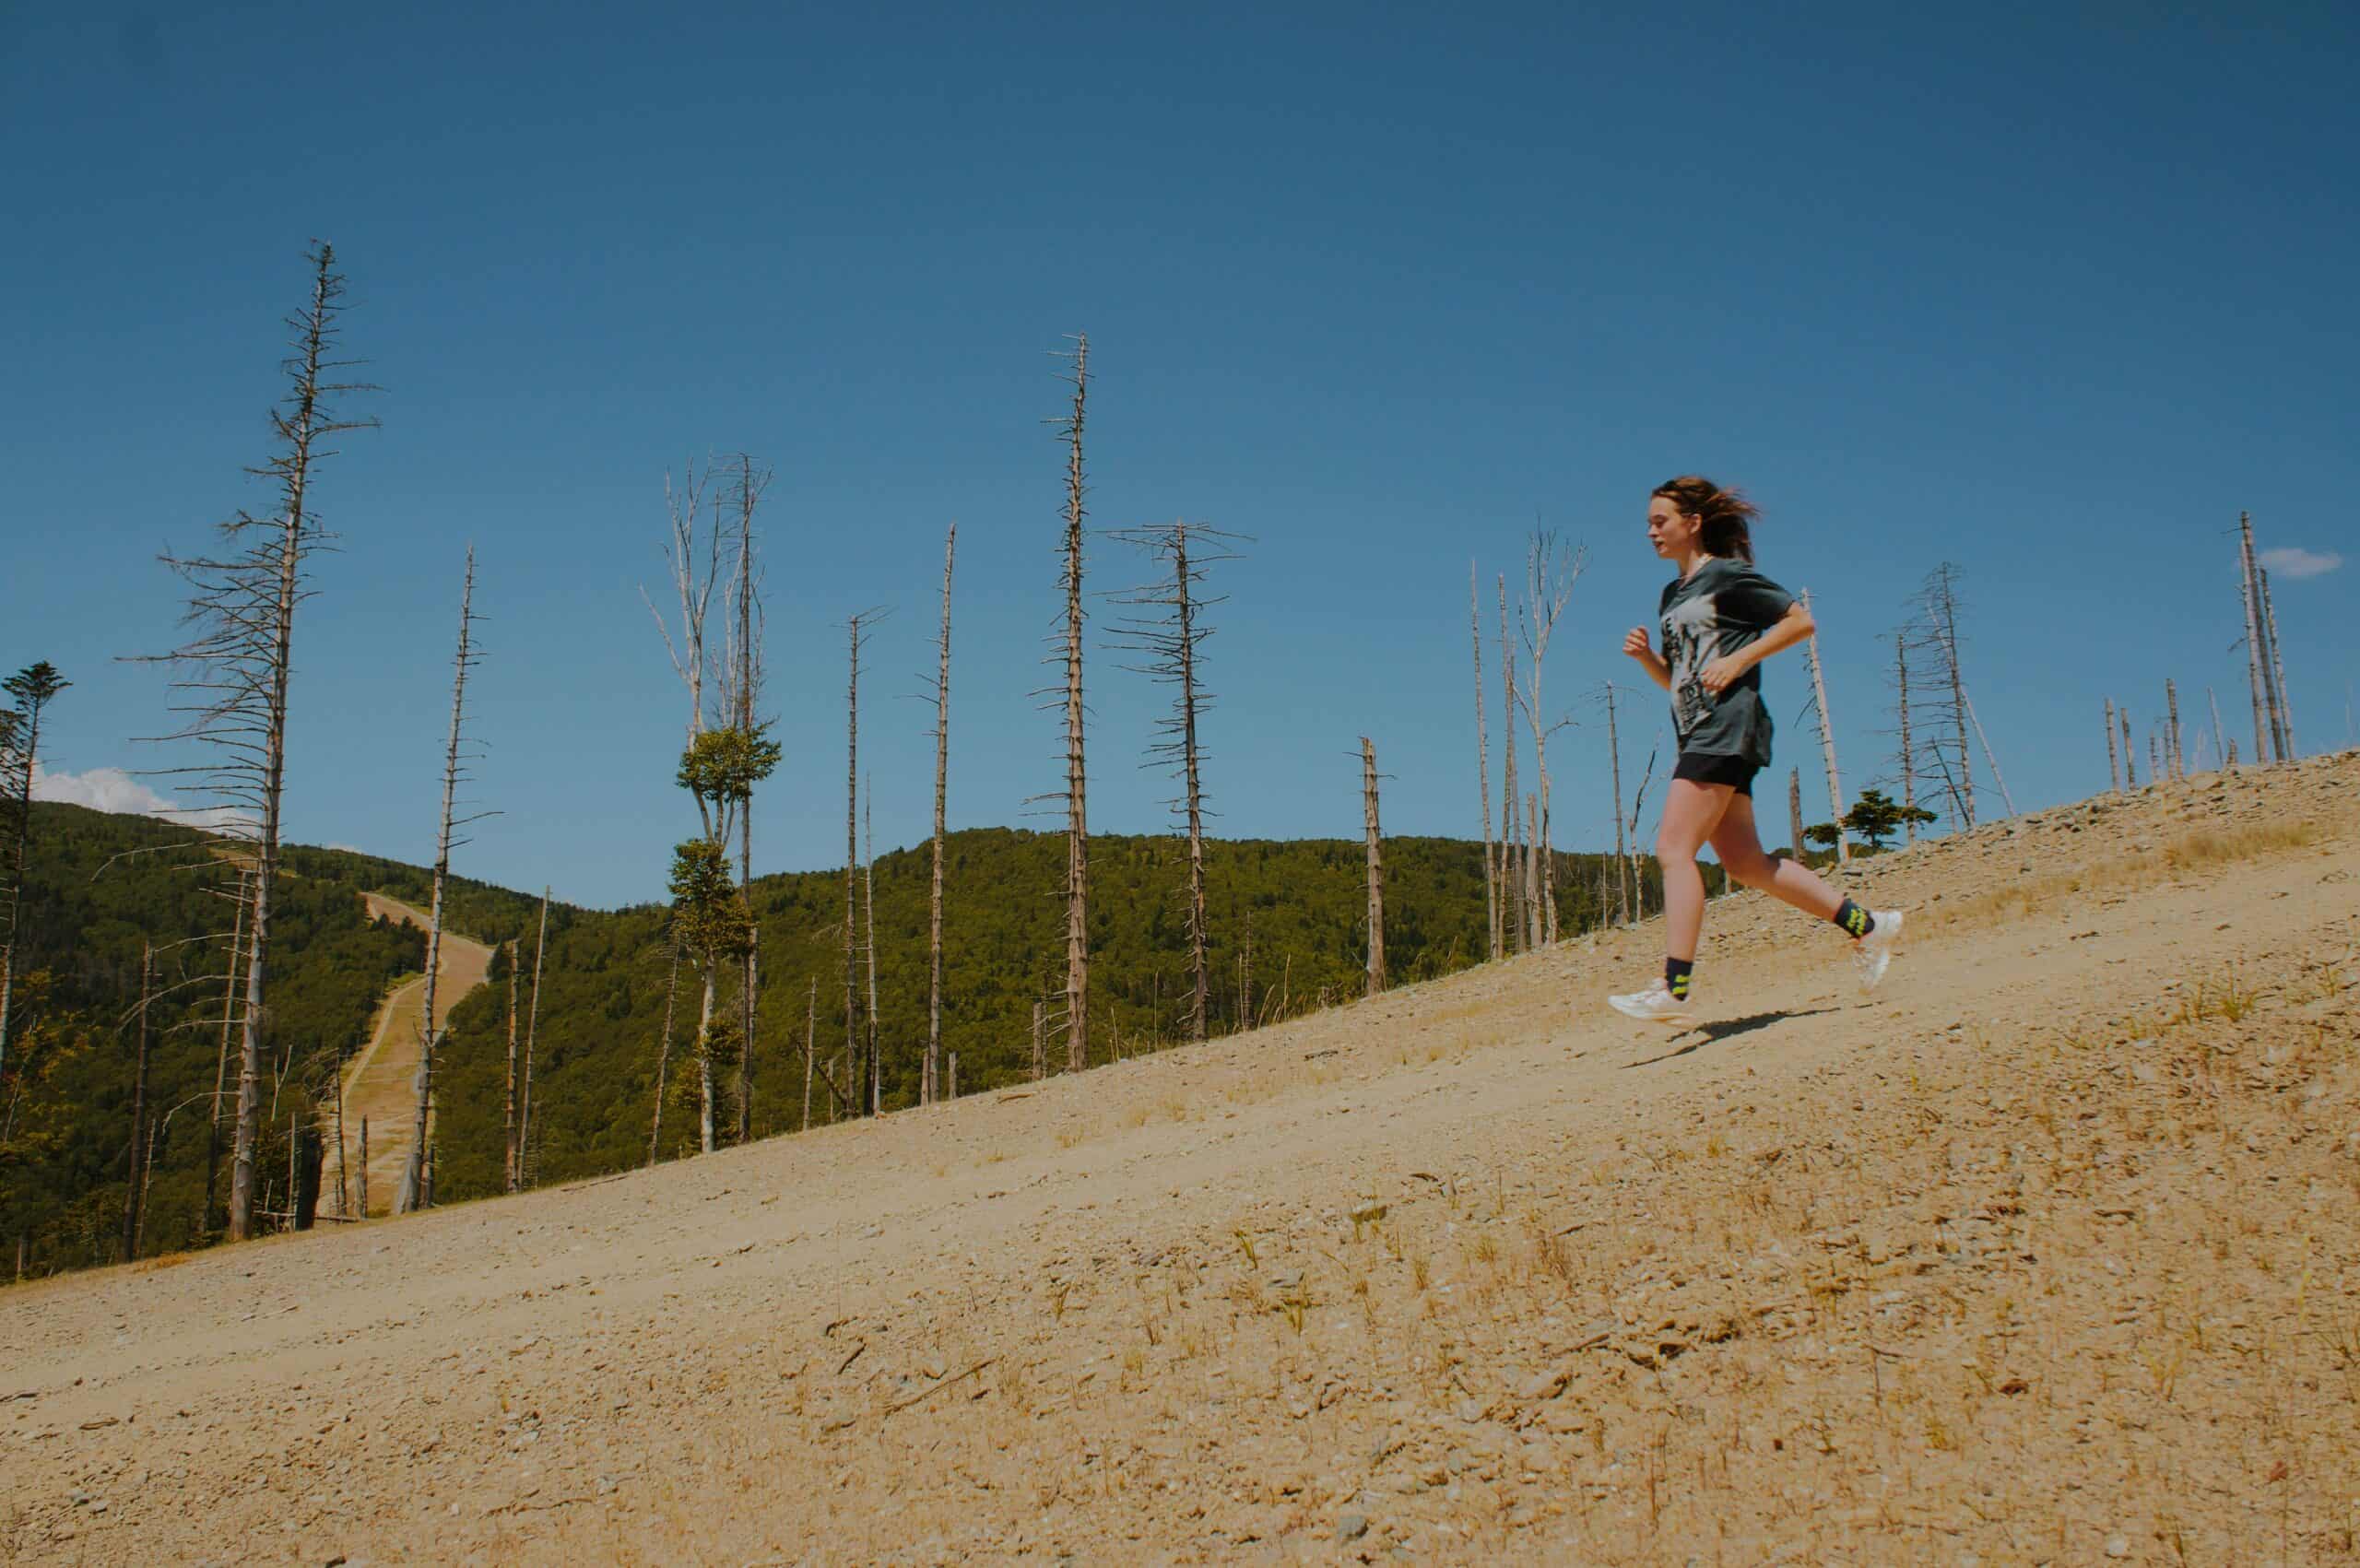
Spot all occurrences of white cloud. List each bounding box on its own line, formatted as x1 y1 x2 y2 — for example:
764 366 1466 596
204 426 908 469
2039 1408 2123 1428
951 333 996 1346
32 764 252 831
2259 547 2342 580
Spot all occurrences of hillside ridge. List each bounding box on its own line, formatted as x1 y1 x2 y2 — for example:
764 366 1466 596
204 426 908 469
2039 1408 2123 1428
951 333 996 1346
3 756 2354 1563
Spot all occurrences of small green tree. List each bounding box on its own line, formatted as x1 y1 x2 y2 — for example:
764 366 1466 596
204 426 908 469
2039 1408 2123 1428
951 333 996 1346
1805 822 1844 855
671 725 778 1150
1 661 70 1096
1840 786 1937 852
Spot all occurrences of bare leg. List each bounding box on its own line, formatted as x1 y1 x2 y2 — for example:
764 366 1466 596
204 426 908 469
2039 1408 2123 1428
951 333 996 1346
1709 794 1846 925
1656 779 1737 963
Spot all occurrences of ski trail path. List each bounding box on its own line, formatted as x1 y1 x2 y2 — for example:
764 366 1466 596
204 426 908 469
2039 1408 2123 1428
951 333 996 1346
324 893 494 1217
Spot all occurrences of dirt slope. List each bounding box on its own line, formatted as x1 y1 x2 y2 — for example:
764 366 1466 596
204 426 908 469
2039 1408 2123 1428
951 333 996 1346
4 757 2356 1566
325 895 494 1217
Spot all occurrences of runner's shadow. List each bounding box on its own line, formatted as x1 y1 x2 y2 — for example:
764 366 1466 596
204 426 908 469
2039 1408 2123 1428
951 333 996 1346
1622 1008 1838 1067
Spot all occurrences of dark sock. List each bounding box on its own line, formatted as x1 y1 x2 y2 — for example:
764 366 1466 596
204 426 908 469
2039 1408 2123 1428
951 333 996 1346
1833 898 1876 938
1665 958 1694 1000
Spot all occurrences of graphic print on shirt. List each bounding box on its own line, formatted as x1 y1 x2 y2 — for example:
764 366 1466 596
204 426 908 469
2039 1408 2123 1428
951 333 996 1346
1662 589 1729 741
1656 559 1795 767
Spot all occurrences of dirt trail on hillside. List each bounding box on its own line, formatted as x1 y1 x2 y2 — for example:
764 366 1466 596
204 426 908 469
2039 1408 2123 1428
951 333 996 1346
324 895 494 1218
5 758 2357 1565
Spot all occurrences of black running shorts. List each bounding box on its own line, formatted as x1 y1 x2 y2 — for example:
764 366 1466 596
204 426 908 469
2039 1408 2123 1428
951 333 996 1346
1671 751 1757 796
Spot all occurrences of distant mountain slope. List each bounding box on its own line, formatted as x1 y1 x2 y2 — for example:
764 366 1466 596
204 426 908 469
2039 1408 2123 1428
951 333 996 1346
1 804 422 1274
4 800 1652 1267
426 828 1650 1201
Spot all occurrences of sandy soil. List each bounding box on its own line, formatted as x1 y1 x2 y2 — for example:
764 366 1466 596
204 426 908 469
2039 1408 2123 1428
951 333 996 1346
324 896 494 1219
4 756 2356 1566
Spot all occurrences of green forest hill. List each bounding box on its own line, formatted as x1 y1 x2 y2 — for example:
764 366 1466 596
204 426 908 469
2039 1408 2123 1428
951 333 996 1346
3 801 1671 1277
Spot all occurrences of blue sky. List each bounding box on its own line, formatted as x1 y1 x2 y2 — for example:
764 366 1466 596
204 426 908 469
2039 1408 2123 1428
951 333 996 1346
6 3 2354 909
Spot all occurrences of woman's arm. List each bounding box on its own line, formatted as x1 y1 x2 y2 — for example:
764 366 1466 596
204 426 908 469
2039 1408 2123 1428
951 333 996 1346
1622 627 1673 691
1697 601 1816 694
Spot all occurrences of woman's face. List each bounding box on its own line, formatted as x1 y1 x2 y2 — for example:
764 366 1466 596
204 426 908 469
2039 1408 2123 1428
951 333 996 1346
1646 495 1700 559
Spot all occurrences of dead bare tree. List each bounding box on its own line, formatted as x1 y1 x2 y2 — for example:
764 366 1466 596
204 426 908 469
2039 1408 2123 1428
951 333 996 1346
401 548 485 1215
503 941 519 1191
1599 683 1630 922
841 610 884 1115
1497 576 1525 950
864 779 882 1115
1895 634 1920 842
2165 679 2185 778
120 943 154 1261
1794 590 1851 863
2114 699 2133 797
648 943 679 1166
1516 532 1585 946
1111 522 1244 1043
2260 565 2296 760
517 889 548 1187
719 455 771 1145
2236 513 2273 763
1787 769 1804 863
925 525 956 1105
2120 708 2137 788
797 976 818 1131
1031 998 1046 1082
200 867 251 1234
1362 737 1386 996
140 243 374 1243
1049 335 1092 1072
1626 740 1659 921
1469 562 1499 961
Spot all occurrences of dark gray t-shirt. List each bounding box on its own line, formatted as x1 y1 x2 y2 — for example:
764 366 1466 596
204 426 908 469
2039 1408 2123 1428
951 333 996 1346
1658 558 1797 766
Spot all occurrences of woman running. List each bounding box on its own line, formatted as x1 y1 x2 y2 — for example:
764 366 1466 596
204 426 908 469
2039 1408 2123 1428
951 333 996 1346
1609 476 1902 1025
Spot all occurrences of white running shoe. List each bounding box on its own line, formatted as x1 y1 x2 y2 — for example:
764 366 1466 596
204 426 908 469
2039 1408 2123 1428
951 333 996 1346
1852 908 1905 992
1609 979 1696 1025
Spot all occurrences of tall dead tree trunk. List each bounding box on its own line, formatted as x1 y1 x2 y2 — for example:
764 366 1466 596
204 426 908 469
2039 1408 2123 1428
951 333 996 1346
648 943 679 1166
2165 680 2184 778
729 458 767 1147
1961 692 2014 817
1799 590 1850 863
1524 793 1541 948
1031 998 1046 1082
148 244 372 1243
926 525 955 1104
864 781 881 1115
2106 698 2122 792
841 612 876 1114
2237 513 2272 764
1896 634 1921 843
1605 684 1628 921
201 872 249 1234
1111 523 1240 1044
2261 567 2295 760
403 548 479 1214
518 888 548 1185
2208 689 2228 771
121 943 154 1262
1362 737 1385 996
2121 709 2137 787
1497 577 1523 952
356 1118 368 1220
1788 768 1804 864
800 976 817 1131
1470 562 1498 961
1056 335 1092 1074
1515 534 1583 949
503 939 519 1191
